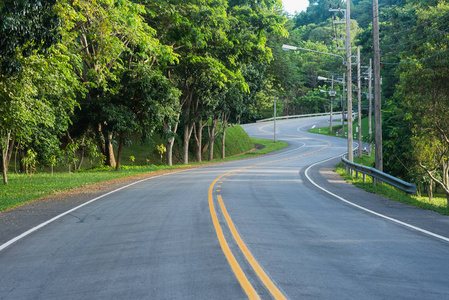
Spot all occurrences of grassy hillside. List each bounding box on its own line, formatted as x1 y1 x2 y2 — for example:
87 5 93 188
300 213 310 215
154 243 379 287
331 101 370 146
118 124 255 166
309 116 373 142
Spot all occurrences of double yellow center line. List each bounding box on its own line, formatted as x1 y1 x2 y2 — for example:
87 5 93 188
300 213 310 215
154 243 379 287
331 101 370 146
208 135 331 299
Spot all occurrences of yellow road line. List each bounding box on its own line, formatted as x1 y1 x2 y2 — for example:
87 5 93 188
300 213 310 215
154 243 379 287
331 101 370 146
218 195 287 300
208 179 260 300
209 137 331 298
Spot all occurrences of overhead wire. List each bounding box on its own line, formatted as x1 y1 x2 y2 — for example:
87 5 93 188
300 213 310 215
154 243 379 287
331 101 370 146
378 10 449 65
381 48 449 65
384 11 449 39
379 18 449 48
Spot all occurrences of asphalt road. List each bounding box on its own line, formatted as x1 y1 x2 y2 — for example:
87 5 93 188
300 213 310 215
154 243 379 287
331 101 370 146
1 116 449 299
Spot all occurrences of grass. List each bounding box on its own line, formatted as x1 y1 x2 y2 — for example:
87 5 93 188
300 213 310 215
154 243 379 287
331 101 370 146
335 154 449 216
116 124 255 166
0 136 288 212
309 116 373 141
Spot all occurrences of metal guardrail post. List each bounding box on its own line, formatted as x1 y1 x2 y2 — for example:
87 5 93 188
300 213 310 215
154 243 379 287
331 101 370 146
341 154 416 195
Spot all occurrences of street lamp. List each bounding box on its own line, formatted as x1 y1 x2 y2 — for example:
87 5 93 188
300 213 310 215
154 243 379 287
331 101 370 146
318 75 345 136
282 44 345 65
318 79 335 134
282 43 353 160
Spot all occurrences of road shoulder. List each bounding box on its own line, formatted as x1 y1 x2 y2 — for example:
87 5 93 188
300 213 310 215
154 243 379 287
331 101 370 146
304 157 449 242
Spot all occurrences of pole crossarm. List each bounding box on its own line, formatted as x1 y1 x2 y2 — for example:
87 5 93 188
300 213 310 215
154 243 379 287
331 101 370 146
282 44 345 65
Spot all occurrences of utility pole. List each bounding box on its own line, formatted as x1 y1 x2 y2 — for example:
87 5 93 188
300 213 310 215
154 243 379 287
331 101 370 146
342 73 345 136
346 0 353 162
329 4 346 139
373 0 382 171
274 97 277 142
368 58 373 155
330 75 334 135
357 46 362 158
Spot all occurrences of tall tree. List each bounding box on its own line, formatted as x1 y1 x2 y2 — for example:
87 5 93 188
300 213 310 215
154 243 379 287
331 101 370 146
57 0 176 167
386 2 449 202
112 65 180 170
0 49 80 184
0 0 66 184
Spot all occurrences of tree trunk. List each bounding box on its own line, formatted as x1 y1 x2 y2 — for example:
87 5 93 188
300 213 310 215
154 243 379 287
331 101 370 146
14 139 21 174
98 124 116 167
202 143 209 155
166 137 174 166
19 149 26 173
115 131 125 171
77 135 86 170
1 130 11 184
208 133 215 161
181 89 196 165
222 122 227 159
428 179 433 202
98 123 106 155
221 114 230 159
208 118 220 161
194 122 202 163
163 114 180 167
1 151 7 185
4 137 14 171
194 118 207 163
443 161 449 207
105 132 116 168
182 123 190 164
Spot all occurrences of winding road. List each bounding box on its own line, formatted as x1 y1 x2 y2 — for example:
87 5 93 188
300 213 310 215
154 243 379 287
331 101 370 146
1 116 449 299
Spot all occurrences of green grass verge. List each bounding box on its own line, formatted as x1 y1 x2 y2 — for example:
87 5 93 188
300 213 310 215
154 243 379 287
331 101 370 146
335 154 449 216
0 137 288 212
309 116 372 140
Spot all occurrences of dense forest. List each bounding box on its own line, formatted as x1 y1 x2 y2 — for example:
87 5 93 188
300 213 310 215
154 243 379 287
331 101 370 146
1 0 448 201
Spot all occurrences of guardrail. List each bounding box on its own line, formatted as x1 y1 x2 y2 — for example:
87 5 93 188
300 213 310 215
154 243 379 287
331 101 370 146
341 154 417 195
256 111 343 123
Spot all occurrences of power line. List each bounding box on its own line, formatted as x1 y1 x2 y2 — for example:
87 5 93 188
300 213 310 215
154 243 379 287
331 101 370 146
379 18 449 48
381 48 449 65
386 11 449 39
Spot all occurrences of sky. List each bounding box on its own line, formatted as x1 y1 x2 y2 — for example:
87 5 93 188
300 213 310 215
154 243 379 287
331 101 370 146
282 0 309 15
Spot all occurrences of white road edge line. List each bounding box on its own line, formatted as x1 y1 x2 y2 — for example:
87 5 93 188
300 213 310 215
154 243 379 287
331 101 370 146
304 154 449 243
0 172 179 252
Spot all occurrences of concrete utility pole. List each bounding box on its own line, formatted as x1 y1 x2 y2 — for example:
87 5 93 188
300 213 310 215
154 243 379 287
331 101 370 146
368 58 373 155
346 0 353 162
357 46 362 158
274 97 277 142
373 0 382 171
342 72 346 136
329 76 335 135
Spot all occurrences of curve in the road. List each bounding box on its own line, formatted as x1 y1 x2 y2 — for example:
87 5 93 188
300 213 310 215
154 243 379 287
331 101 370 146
208 131 330 299
305 155 449 244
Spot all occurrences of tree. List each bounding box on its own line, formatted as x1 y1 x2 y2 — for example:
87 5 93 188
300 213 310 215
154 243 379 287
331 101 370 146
141 0 231 165
0 0 62 184
0 0 60 74
57 0 177 167
112 65 180 170
382 2 449 202
0 48 80 184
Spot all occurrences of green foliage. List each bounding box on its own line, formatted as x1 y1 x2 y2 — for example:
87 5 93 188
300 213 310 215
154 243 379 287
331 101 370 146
381 2 449 200
156 144 166 161
0 0 60 74
21 149 38 176
63 143 79 172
